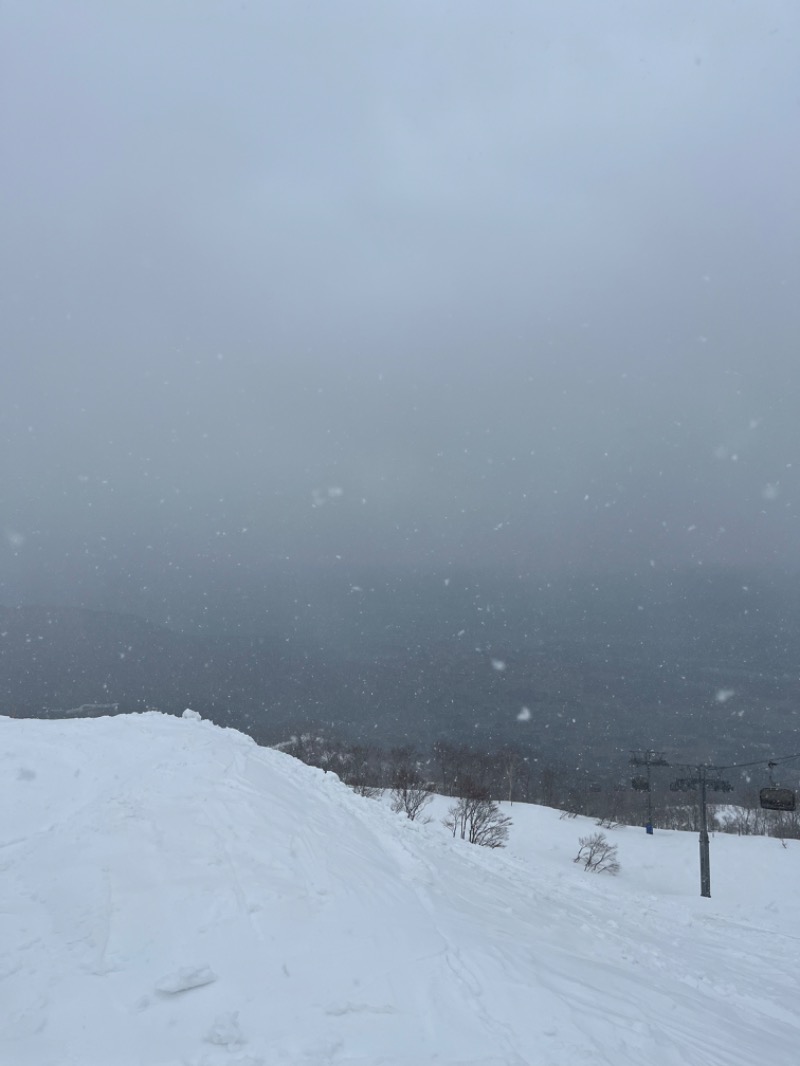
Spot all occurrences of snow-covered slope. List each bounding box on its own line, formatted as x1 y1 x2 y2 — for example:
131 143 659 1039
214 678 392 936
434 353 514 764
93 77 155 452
2 713 799 1065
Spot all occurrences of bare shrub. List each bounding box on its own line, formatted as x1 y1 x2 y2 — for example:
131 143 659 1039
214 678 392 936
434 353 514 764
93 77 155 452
444 789 512 848
718 801 769 837
772 808 800 848
574 832 620 874
595 817 624 830
341 744 384 799
351 782 385 799
390 766 433 822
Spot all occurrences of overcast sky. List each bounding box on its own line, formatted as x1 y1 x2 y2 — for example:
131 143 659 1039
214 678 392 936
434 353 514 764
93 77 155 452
2 1 799 612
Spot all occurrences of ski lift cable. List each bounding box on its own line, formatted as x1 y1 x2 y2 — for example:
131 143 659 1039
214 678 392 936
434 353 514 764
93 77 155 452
712 750 800 773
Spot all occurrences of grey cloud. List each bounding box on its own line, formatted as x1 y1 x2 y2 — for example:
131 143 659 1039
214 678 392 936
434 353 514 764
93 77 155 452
2 1 800 612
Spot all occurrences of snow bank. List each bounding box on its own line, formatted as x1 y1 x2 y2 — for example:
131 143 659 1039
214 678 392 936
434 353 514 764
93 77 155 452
2 711 799 1065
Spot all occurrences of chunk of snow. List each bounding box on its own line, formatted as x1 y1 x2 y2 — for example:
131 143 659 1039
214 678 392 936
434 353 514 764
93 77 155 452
205 1011 245 1047
182 708 202 720
155 964 217 994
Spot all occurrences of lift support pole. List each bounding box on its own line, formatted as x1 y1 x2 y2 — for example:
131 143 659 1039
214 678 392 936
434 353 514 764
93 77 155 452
671 765 730 898
699 768 711 898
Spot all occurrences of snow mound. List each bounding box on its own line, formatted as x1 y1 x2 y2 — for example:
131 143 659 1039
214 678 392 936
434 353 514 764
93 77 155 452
1 711 799 1064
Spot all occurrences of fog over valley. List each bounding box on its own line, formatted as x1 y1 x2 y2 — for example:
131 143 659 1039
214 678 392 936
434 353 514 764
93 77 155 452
2 2 799 772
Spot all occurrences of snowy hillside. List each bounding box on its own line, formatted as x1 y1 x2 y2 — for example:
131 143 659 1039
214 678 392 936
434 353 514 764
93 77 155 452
2 713 799 1065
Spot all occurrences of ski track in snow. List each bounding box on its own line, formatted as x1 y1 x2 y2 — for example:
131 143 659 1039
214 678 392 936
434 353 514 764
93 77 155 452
2 711 800 1065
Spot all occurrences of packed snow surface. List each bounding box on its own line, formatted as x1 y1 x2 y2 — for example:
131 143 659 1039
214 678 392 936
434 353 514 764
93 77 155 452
2 713 800 1065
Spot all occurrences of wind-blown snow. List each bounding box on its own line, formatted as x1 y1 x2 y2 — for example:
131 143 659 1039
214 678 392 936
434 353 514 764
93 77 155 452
2 712 799 1065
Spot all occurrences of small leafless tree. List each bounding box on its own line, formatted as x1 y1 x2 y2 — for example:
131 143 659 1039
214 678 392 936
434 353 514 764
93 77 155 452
390 765 433 821
279 730 336 768
432 741 490 797
444 784 512 848
574 832 620 874
717 798 768 837
771 808 800 848
351 782 384 799
341 744 384 799
538 764 562 809
497 745 529 805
